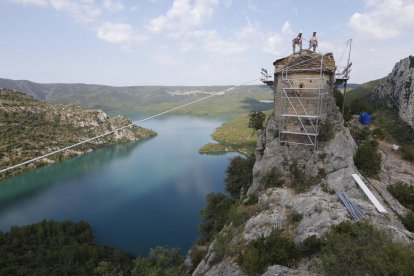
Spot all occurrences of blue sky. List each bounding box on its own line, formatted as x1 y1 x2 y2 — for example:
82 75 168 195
1 0 413 86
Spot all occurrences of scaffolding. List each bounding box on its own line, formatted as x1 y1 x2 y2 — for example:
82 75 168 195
278 54 326 149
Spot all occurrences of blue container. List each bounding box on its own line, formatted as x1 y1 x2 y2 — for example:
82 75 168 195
359 111 371 125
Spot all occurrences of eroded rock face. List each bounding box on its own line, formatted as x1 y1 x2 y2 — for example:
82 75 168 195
192 108 414 275
371 56 414 126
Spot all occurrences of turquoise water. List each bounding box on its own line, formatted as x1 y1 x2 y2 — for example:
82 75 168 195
0 116 238 255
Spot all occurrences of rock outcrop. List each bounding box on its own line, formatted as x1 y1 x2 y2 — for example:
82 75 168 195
192 108 413 275
371 56 414 126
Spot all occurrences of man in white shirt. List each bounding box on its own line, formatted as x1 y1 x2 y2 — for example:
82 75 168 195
308 32 318 52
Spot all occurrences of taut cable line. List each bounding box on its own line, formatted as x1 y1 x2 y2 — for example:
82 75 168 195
0 78 259 175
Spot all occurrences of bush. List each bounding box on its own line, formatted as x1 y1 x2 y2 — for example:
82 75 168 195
319 220 414 275
387 182 414 210
350 127 371 145
400 143 414 162
288 210 303 224
238 229 300 274
300 235 321 256
248 111 265 130
372 127 386 139
225 154 256 199
0 220 134 275
402 212 414 232
132 247 185 276
354 140 382 177
244 193 259 205
227 202 258 227
260 169 284 189
189 245 206 268
318 119 335 142
198 193 233 240
289 161 308 192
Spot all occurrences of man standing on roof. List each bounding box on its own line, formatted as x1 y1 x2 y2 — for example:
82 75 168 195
292 32 302 53
308 32 318 52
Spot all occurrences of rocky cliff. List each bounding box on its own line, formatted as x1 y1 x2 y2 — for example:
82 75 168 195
190 106 413 275
0 88 156 178
371 56 414 126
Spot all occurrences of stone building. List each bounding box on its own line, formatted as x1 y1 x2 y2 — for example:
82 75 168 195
272 49 337 148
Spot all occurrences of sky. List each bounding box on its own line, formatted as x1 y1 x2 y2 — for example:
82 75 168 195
0 0 413 86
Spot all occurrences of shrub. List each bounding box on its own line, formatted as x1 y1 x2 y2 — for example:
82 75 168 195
260 169 284 189
227 202 258 227
319 119 335 142
238 229 300 274
289 161 308 192
387 182 414 210
225 154 256 199
288 210 303 224
300 235 321 256
248 111 265 130
354 140 381 177
400 143 414 162
132 247 185 276
198 193 233 240
402 212 414 232
372 127 386 139
319 221 414 275
350 127 371 145
244 193 259 205
189 245 206 268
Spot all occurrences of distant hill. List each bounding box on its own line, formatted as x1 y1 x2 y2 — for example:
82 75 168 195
0 88 156 178
0 78 274 117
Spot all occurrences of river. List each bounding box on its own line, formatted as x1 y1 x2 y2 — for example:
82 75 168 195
0 116 239 255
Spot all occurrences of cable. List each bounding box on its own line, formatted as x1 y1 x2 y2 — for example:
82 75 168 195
353 40 414 131
0 78 259 174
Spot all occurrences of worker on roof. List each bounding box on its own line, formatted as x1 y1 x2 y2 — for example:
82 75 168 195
308 32 318 52
292 32 302 53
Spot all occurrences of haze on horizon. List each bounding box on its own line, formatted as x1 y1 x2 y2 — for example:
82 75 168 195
1 0 413 86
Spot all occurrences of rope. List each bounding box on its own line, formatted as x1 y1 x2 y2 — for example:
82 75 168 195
0 78 259 174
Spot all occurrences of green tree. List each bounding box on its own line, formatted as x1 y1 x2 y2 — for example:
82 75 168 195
224 154 256 198
354 140 381 177
131 246 185 276
198 193 233 240
248 111 265 130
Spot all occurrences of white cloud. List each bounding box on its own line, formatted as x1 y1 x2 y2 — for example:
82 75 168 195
11 0 102 22
103 0 124 12
181 18 261 55
281 21 292 36
348 0 414 39
97 22 148 48
11 0 48 7
264 21 292 56
48 0 101 22
147 0 219 33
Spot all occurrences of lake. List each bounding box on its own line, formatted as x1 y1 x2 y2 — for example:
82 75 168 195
0 116 239 255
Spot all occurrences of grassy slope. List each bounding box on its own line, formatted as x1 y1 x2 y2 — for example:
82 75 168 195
344 78 383 104
199 111 272 155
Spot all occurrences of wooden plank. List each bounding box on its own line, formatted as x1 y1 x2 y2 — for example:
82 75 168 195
352 174 387 213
